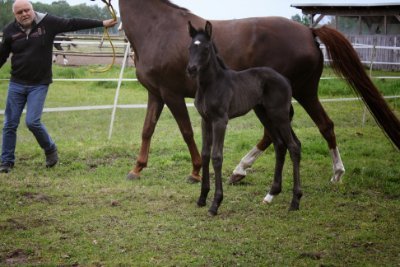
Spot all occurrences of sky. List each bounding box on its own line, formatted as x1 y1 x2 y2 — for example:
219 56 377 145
31 0 399 20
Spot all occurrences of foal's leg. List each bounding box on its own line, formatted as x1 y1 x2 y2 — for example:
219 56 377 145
266 125 302 210
198 119 212 207
253 107 285 204
209 118 228 216
263 137 286 204
287 129 302 211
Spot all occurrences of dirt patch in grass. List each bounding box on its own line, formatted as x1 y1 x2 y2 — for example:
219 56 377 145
3 249 29 265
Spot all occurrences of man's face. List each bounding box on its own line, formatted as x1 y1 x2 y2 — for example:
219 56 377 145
13 1 35 28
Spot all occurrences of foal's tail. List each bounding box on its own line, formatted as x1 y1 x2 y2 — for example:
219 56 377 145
313 26 400 150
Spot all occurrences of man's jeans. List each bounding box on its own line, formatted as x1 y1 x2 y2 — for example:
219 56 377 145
1 82 56 164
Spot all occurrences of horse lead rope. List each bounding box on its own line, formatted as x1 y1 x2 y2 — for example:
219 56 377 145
90 0 117 73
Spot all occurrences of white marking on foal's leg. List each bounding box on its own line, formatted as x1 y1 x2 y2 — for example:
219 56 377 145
330 147 345 183
263 193 274 204
232 146 264 176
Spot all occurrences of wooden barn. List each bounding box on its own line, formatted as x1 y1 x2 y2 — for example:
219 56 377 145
291 2 400 70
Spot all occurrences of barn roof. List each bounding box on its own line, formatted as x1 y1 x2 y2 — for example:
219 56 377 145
291 2 400 16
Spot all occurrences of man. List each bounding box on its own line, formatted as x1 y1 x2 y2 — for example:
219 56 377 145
0 0 117 173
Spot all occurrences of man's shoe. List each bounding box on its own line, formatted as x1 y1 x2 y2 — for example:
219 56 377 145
45 148 58 168
0 162 14 173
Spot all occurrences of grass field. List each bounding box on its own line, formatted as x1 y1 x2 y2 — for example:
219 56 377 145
0 63 399 266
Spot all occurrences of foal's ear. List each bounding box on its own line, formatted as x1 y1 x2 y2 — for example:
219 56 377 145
205 21 212 38
188 21 197 38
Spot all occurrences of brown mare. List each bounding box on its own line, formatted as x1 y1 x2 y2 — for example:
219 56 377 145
118 0 400 183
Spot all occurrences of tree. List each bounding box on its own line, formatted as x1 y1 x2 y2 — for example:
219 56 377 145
0 0 117 33
291 14 311 26
0 0 14 29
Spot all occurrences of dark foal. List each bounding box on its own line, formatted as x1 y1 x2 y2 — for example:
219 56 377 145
187 21 302 215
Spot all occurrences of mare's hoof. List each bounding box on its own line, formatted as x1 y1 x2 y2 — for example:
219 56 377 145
126 171 140 180
330 168 345 183
187 175 201 184
228 174 245 185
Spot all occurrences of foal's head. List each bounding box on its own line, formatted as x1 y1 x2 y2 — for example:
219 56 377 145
187 21 224 78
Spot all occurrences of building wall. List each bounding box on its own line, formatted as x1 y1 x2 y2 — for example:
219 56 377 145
335 16 400 35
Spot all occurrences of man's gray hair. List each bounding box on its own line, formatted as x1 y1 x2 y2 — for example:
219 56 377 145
12 0 34 13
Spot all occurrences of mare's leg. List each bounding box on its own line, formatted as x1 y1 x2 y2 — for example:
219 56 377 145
127 92 164 180
228 128 272 184
163 94 202 183
298 96 345 182
62 55 68 65
53 43 60 63
198 119 212 207
229 105 294 184
209 117 228 216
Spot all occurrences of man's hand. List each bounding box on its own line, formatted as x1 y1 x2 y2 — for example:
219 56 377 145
103 19 117 28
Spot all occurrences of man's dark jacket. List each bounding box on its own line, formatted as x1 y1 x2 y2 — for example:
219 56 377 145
0 12 103 85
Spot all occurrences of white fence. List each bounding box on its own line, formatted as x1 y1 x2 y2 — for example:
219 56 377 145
321 43 400 71
347 35 400 71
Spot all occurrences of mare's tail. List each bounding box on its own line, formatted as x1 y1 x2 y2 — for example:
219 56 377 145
312 26 400 150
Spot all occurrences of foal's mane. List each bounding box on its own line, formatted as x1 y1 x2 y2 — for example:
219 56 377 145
160 0 189 12
211 39 228 70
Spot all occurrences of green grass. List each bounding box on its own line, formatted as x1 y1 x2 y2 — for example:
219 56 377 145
0 64 399 266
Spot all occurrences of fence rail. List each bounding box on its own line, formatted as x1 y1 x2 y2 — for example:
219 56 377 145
0 96 399 115
326 34 400 70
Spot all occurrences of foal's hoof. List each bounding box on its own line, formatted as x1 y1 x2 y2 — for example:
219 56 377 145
289 205 300 211
126 171 140 180
289 200 300 211
228 174 245 185
186 175 201 184
208 208 218 216
197 199 206 207
262 193 274 204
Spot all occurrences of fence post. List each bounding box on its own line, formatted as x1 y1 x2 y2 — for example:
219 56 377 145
363 41 377 127
108 43 131 140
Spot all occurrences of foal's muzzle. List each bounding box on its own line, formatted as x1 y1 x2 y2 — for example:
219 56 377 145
186 65 198 78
